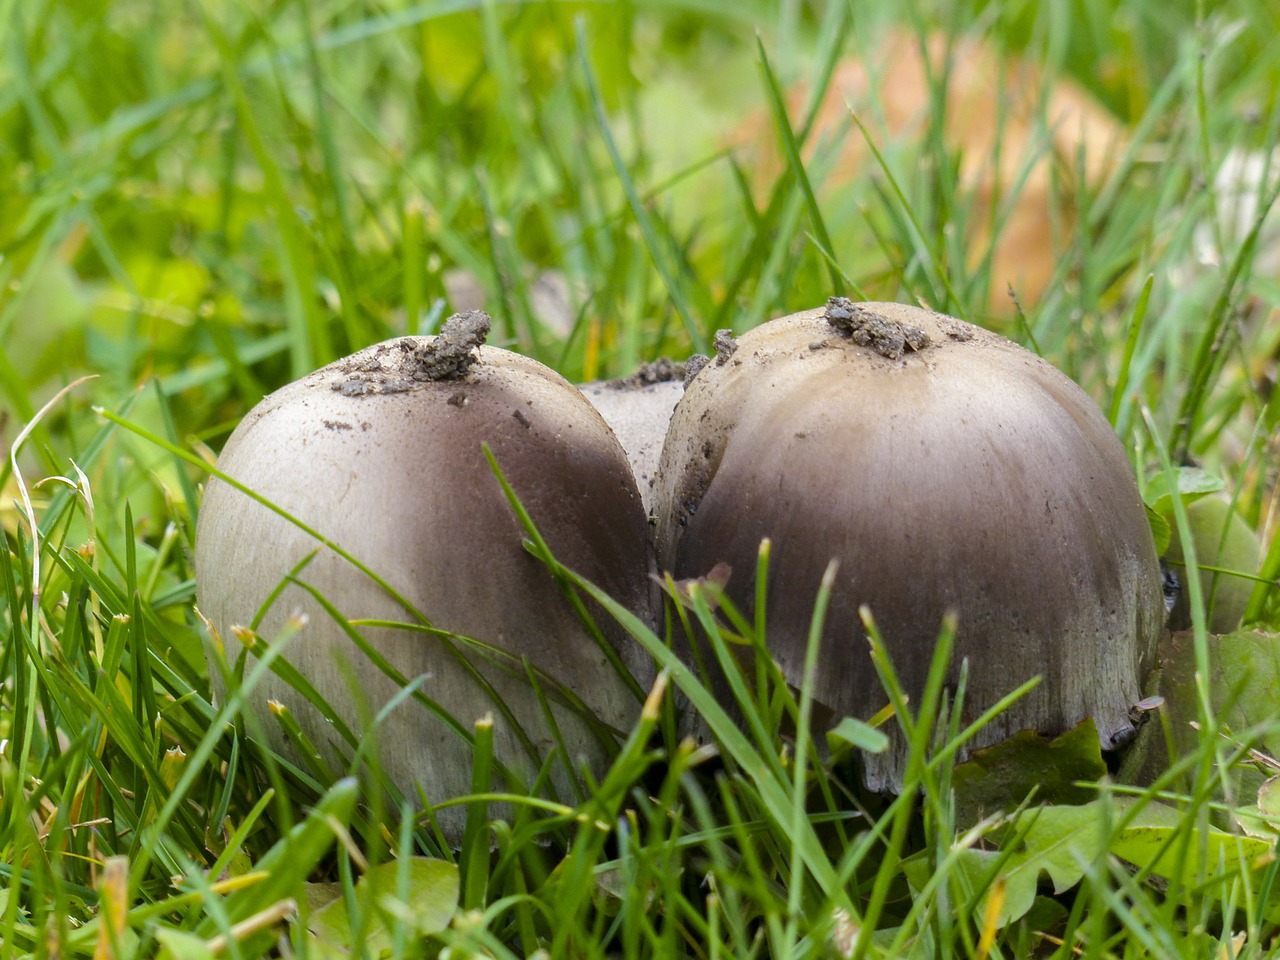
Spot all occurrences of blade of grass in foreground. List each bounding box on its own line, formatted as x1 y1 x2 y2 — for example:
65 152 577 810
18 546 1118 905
559 564 852 913
195 776 358 937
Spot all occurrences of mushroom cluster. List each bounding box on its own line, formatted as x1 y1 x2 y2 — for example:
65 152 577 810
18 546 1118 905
196 311 652 842
198 297 1164 813
652 299 1164 788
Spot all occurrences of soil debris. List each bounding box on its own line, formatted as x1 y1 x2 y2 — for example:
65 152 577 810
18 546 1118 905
332 310 492 396
334 377 390 397
684 353 710 386
824 297 930 360
415 310 491 380
608 357 687 389
713 329 739 365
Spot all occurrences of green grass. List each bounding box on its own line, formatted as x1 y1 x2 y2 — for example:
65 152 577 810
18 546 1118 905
3 0 1280 956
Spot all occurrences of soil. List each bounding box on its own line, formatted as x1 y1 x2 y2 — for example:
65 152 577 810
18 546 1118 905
331 310 492 396
713 329 739 365
824 296 931 359
608 357 688 389
683 354 710 385
414 310 490 380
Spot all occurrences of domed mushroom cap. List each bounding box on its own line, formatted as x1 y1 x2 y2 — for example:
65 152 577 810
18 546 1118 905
196 316 653 840
654 300 1164 790
580 360 686 515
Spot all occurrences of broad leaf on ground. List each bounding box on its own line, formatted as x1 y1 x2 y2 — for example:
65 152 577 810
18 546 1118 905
1119 629 1280 795
307 857 459 957
906 799 1273 927
950 718 1107 827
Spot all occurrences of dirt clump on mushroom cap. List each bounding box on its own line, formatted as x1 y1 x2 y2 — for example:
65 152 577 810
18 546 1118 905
330 310 491 397
653 301 1164 791
824 296 931 358
605 357 687 389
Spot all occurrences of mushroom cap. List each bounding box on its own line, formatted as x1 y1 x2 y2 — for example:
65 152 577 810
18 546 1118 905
653 302 1164 789
196 336 653 839
580 375 685 515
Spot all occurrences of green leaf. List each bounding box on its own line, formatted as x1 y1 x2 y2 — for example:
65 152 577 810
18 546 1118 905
1107 801 1274 891
154 928 218 960
977 803 1103 925
826 716 890 755
951 718 1108 827
1165 496 1263 633
1144 466 1225 509
1259 776 1280 825
909 798 1274 929
1152 629 1280 764
307 858 459 956
1240 775 1280 839
1147 504 1172 556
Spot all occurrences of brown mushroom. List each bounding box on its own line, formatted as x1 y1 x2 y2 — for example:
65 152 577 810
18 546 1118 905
653 300 1164 790
196 311 653 840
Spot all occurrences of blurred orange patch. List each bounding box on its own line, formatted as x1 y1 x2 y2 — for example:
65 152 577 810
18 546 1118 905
734 30 1127 314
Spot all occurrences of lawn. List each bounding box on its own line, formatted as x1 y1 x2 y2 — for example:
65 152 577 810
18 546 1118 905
3 0 1280 957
